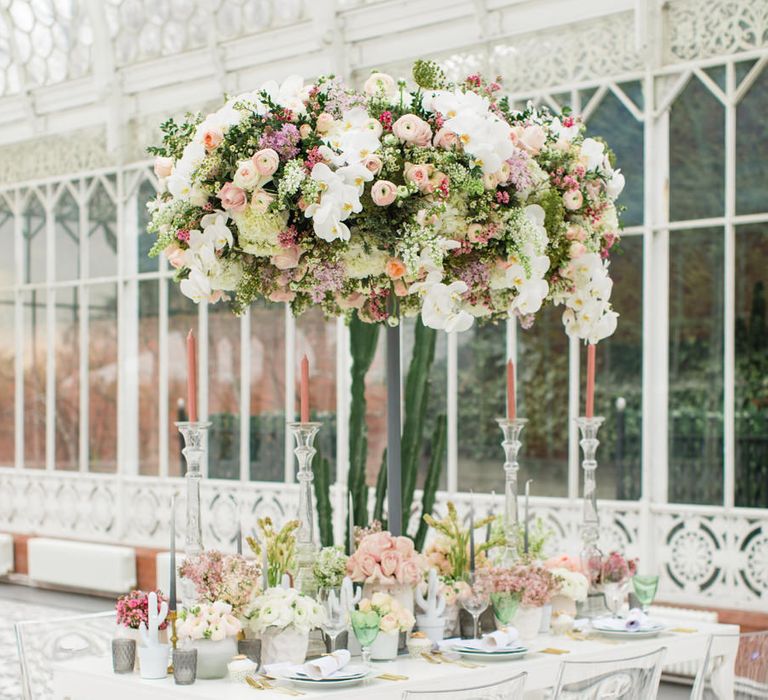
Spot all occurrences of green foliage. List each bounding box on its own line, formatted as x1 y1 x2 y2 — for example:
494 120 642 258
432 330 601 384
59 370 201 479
412 60 448 90
414 415 447 551
146 114 202 159
373 452 387 529
313 444 334 547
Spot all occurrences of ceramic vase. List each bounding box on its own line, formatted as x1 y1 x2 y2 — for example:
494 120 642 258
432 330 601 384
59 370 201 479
189 637 238 679
137 644 170 679
415 614 446 644
512 605 543 640
550 594 578 618
261 626 310 666
443 602 460 637
369 630 399 661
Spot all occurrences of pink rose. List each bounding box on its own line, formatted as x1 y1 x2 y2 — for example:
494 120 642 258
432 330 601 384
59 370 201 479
218 182 247 212
566 225 586 242
433 127 458 149
251 189 274 213
154 156 173 178
359 553 378 579
404 163 433 192
346 558 366 582
393 280 409 297
336 292 366 310
201 126 224 152
399 560 422 586
316 112 335 134
394 536 415 557
271 245 302 270
380 550 402 578
371 180 397 206
362 154 383 175
563 189 583 210
392 114 432 147
520 125 546 154
252 148 279 176
361 532 395 559
163 244 185 269
585 181 602 202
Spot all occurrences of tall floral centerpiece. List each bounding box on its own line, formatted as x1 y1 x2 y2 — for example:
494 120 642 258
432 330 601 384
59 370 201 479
147 61 623 528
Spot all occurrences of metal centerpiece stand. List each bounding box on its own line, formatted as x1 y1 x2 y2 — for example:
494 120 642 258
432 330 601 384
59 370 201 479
495 418 527 565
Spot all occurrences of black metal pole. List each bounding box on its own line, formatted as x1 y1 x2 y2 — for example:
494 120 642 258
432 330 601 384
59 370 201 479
386 321 402 536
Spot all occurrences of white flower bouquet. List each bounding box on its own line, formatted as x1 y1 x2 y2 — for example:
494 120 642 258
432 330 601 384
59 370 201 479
176 600 242 641
245 586 325 635
359 591 415 633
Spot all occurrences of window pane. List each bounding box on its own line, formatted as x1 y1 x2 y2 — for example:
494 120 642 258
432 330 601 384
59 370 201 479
296 308 336 480
88 179 117 278
24 290 46 468
0 196 14 288
586 87 644 227
668 227 724 504
736 64 768 216
22 192 46 284
55 288 79 470
519 306 569 497
0 292 14 465
591 236 643 499
735 224 768 507
250 302 285 481
208 303 240 479
138 178 158 273
669 77 725 221
89 283 118 472
168 282 197 476
55 188 80 281
139 280 159 475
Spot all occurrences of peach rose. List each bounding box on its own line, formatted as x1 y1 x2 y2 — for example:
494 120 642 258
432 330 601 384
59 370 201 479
385 258 406 279
269 289 296 302
520 125 546 153
379 613 399 634
315 112 335 134
392 114 432 147
371 180 397 206
563 189 584 210
252 148 279 176
380 550 402 578
163 244 185 269
218 182 247 212
251 189 274 213
271 245 302 270
404 163 433 192
394 536 415 557
299 124 312 139
201 126 224 152
362 154 383 175
399 560 422 586
153 156 174 178
433 127 459 149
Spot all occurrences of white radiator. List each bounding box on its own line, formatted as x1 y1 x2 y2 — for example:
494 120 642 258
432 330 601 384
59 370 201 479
27 538 136 593
0 533 13 574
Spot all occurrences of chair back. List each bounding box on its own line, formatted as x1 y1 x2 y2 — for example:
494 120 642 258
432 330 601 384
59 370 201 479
15 610 115 700
691 630 768 699
401 671 527 699
553 646 666 699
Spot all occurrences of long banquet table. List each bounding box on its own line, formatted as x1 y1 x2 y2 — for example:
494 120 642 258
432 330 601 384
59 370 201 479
53 620 740 699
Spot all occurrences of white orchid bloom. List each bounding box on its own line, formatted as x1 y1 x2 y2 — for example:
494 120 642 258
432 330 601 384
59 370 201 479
511 278 549 315
551 117 580 143
606 168 625 199
421 281 474 333
259 75 309 114
580 138 606 171
337 162 374 194
180 269 212 303
201 212 233 251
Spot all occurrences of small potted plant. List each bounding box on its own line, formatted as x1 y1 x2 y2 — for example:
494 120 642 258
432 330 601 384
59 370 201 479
358 592 414 661
599 551 638 616
245 586 325 665
312 546 348 594
115 589 169 668
176 601 242 679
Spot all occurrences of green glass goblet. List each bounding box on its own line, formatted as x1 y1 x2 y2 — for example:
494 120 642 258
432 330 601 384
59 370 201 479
350 610 380 667
632 575 659 614
490 592 520 627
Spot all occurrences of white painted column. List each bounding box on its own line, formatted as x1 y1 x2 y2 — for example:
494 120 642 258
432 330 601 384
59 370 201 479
44 186 56 471
568 336 580 499
284 304 296 483
446 331 458 493
78 179 90 472
240 308 251 482
13 190 23 470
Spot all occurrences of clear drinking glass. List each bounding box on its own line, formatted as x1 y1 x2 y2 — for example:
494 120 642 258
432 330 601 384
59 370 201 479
319 589 348 653
632 575 660 613
350 610 380 667
603 581 629 618
459 574 490 639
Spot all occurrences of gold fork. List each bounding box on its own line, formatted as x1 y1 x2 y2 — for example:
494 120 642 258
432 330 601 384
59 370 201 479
431 651 484 668
247 675 305 696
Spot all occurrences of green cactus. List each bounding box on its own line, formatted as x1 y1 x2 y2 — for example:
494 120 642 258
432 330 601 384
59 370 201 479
414 415 446 551
373 450 387 528
312 444 334 547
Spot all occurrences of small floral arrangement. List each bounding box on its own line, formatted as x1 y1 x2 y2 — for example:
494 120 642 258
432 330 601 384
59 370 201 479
423 501 500 581
358 591 415 633
177 600 242 641
178 550 260 615
347 531 425 586
549 568 589 602
247 517 299 587
544 554 583 572
312 546 349 590
488 516 555 562
116 590 169 630
600 552 638 584
438 579 471 606
487 564 561 608
245 586 325 634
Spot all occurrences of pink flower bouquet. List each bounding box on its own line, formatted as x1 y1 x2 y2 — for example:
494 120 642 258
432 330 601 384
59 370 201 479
488 564 560 608
179 550 261 615
116 590 169 630
346 531 424 587
599 551 638 584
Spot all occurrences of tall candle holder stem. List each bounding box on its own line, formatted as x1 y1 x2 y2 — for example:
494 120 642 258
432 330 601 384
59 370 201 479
289 421 321 595
495 418 527 566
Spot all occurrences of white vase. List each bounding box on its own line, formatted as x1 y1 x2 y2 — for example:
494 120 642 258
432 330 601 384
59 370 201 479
189 637 238 679
512 606 543 641
539 603 553 633
369 630 399 661
261 626 310 666
363 582 415 616
415 614 446 644
443 602 460 637
550 594 577 618
137 644 169 679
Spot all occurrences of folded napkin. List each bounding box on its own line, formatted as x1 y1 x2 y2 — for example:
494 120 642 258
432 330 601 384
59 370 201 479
303 650 351 680
439 628 520 652
624 609 648 631
594 610 653 632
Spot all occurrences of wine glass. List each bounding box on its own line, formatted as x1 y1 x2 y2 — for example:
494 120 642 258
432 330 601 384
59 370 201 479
459 573 490 639
632 574 659 614
603 581 629 618
350 610 380 667
319 589 348 653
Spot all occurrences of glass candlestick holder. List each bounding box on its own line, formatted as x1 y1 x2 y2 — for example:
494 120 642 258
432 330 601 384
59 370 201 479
289 421 321 595
495 418 527 566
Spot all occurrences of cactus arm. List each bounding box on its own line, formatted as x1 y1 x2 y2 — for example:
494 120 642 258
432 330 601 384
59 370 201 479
414 584 428 612
313 442 334 547
414 415 446 551
373 449 387 524
138 621 150 647
157 600 168 629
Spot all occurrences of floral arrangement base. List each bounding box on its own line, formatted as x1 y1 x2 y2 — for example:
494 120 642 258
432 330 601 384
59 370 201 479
137 644 170 679
362 583 415 616
261 626 310 666
189 637 238 679
415 614 446 644
369 630 399 661
512 606 543 640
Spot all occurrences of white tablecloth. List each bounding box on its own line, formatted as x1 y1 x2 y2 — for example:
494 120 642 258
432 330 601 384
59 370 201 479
53 620 740 699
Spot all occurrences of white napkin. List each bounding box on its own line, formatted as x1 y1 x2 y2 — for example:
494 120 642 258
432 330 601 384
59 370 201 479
624 609 648 631
303 650 351 680
439 628 520 652
594 610 653 632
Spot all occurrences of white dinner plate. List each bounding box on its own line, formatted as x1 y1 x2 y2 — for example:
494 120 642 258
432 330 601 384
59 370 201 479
592 623 665 640
451 644 529 660
284 671 371 689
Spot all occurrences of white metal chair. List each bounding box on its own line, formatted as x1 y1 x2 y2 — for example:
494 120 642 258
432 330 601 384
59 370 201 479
691 631 768 699
552 647 667 699
15 610 115 700
401 671 527 699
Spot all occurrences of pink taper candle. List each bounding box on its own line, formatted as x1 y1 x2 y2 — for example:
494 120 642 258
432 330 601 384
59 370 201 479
585 343 596 418
186 330 198 422
300 354 310 423
506 359 516 420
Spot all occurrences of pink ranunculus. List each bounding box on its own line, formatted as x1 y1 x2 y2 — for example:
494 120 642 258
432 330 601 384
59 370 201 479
336 292 366 309
271 245 302 270
404 163 433 191
570 241 587 259
362 154 383 175
163 244 185 269
251 189 274 213
202 126 224 152
520 125 546 154
563 189 583 210
269 289 296 302
218 182 247 212
467 223 484 243
392 114 432 147
394 536 415 557
299 124 312 139
315 112 335 134
433 127 459 149
380 550 402 578
359 553 379 579
399 560 422 586
393 279 409 297
371 180 397 206
252 148 280 176
153 156 173 178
